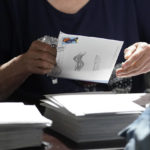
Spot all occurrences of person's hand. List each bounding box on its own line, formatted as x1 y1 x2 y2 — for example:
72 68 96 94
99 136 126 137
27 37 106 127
116 42 150 77
18 40 56 75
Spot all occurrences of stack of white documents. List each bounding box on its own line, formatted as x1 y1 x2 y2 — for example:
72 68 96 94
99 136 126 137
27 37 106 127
0 103 52 150
41 93 146 143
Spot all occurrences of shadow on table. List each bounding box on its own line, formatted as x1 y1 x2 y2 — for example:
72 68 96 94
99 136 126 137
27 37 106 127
44 128 126 150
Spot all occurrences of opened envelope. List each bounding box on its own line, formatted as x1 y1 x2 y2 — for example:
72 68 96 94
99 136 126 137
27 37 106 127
48 32 123 83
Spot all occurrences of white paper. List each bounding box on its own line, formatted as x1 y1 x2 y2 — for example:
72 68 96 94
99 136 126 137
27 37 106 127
49 32 123 83
0 103 52 125
45 93 145 116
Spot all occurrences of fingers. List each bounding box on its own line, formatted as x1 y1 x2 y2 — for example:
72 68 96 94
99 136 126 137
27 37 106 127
122 42 147 70
119 53 146 74
32 59 56 75
22 40 57 75
116 65 149 78
31 49 56 64
31 40 56 57
124 44 137 59
116 42 150 78
33 67 53 75
35 59 55 70
116 57 150 77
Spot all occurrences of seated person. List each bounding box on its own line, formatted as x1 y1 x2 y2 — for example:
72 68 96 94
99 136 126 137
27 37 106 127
0 0 150 103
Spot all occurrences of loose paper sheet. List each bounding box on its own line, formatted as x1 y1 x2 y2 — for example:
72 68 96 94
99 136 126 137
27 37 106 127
49 32 124 83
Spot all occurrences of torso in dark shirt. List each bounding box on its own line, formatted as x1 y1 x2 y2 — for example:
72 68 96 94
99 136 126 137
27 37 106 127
1 0 150 101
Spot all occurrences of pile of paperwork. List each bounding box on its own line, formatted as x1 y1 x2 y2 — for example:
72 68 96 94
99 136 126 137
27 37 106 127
0 103 52 150
41 93 145 143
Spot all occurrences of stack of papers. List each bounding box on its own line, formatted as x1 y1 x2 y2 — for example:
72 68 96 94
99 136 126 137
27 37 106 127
41 93 146 143
48 32 123 83
0 103 52 150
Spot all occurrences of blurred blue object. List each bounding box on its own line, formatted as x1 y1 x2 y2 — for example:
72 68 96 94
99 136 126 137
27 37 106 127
119 107 150 150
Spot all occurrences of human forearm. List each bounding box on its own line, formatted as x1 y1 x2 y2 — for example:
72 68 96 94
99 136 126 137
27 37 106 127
0 40 56 100
0 55 30 100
